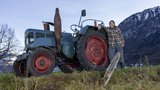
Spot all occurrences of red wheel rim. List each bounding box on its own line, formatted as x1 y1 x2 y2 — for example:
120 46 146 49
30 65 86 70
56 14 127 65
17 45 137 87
85 36 108 65
34 54 52 73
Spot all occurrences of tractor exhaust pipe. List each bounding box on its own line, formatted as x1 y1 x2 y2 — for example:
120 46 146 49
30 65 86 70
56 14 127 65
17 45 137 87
43 22 50 30
42 21 54 30
54 8 62 55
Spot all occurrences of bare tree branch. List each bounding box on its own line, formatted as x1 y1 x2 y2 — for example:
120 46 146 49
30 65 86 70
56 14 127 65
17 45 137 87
0 24 19 60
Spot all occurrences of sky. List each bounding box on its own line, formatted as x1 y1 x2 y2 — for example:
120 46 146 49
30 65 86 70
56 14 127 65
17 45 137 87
0 0 160 47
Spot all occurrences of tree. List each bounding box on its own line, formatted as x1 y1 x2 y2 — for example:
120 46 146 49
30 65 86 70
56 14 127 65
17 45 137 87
0 24 19 60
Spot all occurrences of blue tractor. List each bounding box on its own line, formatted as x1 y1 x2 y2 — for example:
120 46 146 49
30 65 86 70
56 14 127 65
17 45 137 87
13 8 109 77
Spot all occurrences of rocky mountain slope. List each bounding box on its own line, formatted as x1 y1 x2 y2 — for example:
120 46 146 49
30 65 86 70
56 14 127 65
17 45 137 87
119 6 160 66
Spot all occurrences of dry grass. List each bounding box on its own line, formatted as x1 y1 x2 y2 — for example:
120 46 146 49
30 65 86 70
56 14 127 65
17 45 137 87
0 66 160 90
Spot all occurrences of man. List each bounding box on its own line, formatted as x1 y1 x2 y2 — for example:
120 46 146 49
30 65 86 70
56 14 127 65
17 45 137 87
99 20 125 68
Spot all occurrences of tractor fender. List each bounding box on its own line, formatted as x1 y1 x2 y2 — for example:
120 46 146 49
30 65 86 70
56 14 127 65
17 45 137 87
34 46 56 57
41 46 56 53
79 25 97 35
79 25 108 38
16 46 55 62
16 52 30 62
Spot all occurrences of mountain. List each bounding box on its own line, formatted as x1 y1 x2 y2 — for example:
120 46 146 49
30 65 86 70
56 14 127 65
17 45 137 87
118 6 160 66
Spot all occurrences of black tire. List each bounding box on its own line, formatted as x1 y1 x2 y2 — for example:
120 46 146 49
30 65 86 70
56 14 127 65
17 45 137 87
27 48 56 76
13 61 28 77
77 29 109 71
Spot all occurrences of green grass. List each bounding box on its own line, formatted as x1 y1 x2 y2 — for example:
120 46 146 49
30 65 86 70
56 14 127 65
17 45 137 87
0 66 160 90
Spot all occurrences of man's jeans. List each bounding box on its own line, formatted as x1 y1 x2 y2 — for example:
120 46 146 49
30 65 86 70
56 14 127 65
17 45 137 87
108 43 125 68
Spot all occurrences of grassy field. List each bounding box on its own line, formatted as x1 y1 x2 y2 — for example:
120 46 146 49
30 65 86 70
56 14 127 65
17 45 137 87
0 66 160 90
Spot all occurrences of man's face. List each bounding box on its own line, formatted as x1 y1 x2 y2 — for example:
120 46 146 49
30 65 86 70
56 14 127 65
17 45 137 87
109 22 115 28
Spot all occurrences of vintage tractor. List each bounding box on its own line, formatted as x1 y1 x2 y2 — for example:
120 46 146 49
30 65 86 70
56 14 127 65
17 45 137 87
13 8 109 77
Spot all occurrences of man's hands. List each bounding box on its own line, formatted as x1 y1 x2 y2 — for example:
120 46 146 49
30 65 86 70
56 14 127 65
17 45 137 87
121 44 124 47
98 24 102 30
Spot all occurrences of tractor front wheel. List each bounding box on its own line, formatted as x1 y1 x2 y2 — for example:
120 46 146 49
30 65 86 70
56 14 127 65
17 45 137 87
27 48 56 76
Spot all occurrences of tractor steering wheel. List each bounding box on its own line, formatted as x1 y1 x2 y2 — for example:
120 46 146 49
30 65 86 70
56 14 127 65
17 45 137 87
70 24 81 33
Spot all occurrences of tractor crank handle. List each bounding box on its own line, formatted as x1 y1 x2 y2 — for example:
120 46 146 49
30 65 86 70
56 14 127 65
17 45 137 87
102 52 121 87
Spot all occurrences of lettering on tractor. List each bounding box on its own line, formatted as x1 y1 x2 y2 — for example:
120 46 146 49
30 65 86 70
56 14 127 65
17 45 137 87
13 8 110 77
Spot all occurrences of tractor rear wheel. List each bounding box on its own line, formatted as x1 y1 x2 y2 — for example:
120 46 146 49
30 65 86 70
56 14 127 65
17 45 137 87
27 48 56 76
77 29 109 71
